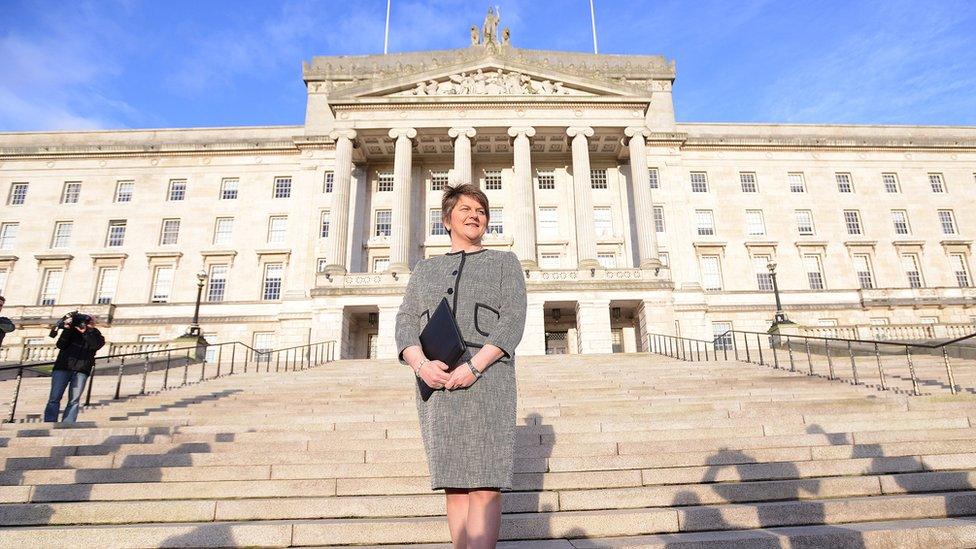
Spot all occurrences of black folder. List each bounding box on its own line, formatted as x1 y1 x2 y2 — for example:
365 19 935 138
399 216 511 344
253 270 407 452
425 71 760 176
417 297 466 401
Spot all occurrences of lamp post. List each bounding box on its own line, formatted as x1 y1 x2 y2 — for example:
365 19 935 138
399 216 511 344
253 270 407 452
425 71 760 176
767 260 791 325
188 270 207 336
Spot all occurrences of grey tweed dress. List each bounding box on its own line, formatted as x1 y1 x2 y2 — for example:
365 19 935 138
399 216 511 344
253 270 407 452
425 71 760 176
395 248 527 490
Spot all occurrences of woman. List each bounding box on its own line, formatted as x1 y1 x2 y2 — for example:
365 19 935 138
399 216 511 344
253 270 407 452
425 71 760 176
43 314 105 423
395 183 527 548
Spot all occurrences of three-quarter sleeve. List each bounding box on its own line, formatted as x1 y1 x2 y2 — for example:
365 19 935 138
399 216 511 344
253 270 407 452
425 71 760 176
395 260 428 365
485 251 527 358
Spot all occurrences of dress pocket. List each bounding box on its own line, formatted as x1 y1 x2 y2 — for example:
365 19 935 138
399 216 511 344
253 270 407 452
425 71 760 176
474 302 500 337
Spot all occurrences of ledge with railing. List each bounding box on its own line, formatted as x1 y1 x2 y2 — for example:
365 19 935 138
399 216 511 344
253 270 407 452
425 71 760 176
0 340 336 423
646 328 976 397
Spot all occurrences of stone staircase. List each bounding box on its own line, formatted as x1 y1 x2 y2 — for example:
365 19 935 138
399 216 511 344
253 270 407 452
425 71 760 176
3 353 976 547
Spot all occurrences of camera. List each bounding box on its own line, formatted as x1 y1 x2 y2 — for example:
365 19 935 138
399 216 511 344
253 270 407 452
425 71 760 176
48 311 93 338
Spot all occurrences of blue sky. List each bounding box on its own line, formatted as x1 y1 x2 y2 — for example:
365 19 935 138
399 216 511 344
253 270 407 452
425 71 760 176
1 0 974 131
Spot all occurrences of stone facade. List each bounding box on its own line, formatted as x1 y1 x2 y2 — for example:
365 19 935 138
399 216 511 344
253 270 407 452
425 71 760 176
1 36 975 360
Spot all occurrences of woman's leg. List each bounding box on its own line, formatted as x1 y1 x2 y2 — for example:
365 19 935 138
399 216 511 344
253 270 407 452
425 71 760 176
43 370 71 422
465 489 502 548
445 488 470 548
62 371 89 423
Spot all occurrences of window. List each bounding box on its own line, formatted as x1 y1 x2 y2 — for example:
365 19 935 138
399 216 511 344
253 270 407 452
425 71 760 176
929 173 945 193
700 256 722 290
8 183 28 205
430 171 448 192
429 209 447 236
836 173 853 193
372 257 389 273
597 252 617 269
537 169 555 190
690 172 708 192
220 178 239 200
323 171 334 193
795 210 815 235
316 258 329 273
0 268 7 295
213 217 233 245
0 223 17 250
488 208 503 235
737 172 757 193
39 268 63 306
590 169 608 189
273 176 292 198
594 207 612 236
267 216 287 244
95 267 119 304
901 254 923 288
653 206 665 233
695 210 715 236
713 322 733 350
106 220 126 247
648 168 660 189
484 169 503 190
207 264 228 302
658 252 670 268
938 210 957 235
51 221 72 248
844 210 862 235
150 266 174 303
61 182 81 204
262 263 283 300
745 210 765 237
891 210 911 235
159 219 180 245
754 255 773 291
853 254 874 289
539 253 561 269
788 172 806 193
882 173 900 193
377 172 394 192
115 181 134 202
167 179 186 201
374 210 392 237
319 211 330 238
537 207 558 239
951 254 971 287
804 255 825 290
252 332 275 363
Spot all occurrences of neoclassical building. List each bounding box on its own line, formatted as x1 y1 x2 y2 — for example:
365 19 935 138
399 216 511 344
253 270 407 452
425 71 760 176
1 24 975 360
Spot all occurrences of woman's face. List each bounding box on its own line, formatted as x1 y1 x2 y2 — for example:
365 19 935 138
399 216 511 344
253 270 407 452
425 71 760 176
445 195 488 244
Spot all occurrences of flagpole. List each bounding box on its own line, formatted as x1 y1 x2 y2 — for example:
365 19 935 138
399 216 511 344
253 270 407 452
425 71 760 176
384 0 391 54
589 0 598 54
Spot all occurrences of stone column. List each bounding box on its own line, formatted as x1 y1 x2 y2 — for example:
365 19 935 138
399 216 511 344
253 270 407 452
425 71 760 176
624 127 661 270
376 304 400 359
567 126 599 269
448 127 476 187
518 296 546 356
508 126 538 269
388 127 416 273
576 299 612 354
324 129 356 274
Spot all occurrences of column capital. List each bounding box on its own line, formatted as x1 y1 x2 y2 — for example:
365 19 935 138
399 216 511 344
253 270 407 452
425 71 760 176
328 129 357 141
623 126 651 139
388 127 418 140
566 126 594 139
448 127 477 139
507 126 536 139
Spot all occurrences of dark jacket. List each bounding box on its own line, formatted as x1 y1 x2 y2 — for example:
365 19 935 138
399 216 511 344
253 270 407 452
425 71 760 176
0 317 14 347
54 328 105 375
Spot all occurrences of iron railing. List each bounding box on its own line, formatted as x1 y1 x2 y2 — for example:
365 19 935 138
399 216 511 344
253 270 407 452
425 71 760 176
0 340 336 423
647 329 976 397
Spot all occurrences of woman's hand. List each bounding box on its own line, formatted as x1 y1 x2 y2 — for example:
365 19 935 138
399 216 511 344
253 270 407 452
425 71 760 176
444 365 477 391
419 360 451 390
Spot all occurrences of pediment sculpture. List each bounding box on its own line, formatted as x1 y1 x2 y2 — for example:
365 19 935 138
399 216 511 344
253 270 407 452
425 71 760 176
397 69 587 96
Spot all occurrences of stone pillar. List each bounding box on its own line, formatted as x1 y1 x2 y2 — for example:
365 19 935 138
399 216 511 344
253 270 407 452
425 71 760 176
376 304 400 359
448 127 476 187
576 299 612 354
518 296 546 356
624 127 661 269
508 126 538 269
317 306 347 359
324 129 356 274
388 127 416 273
567 126 599 269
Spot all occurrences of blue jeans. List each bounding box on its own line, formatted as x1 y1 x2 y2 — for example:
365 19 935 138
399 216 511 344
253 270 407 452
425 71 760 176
43 369 89 423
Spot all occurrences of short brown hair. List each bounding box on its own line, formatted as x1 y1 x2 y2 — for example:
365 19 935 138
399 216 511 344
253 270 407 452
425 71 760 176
441 183 490 234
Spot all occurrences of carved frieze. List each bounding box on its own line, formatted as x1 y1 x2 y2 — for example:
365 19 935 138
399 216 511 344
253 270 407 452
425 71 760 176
392 69 590 97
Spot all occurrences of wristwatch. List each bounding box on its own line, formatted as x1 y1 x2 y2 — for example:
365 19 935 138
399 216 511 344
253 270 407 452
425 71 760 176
465 360 482 379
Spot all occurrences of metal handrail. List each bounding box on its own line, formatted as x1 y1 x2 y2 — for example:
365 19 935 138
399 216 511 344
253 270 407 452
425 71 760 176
0 339 337 423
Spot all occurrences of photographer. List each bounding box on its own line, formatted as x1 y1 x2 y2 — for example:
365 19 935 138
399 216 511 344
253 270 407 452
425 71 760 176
0 296 14 349
43 312 105 423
